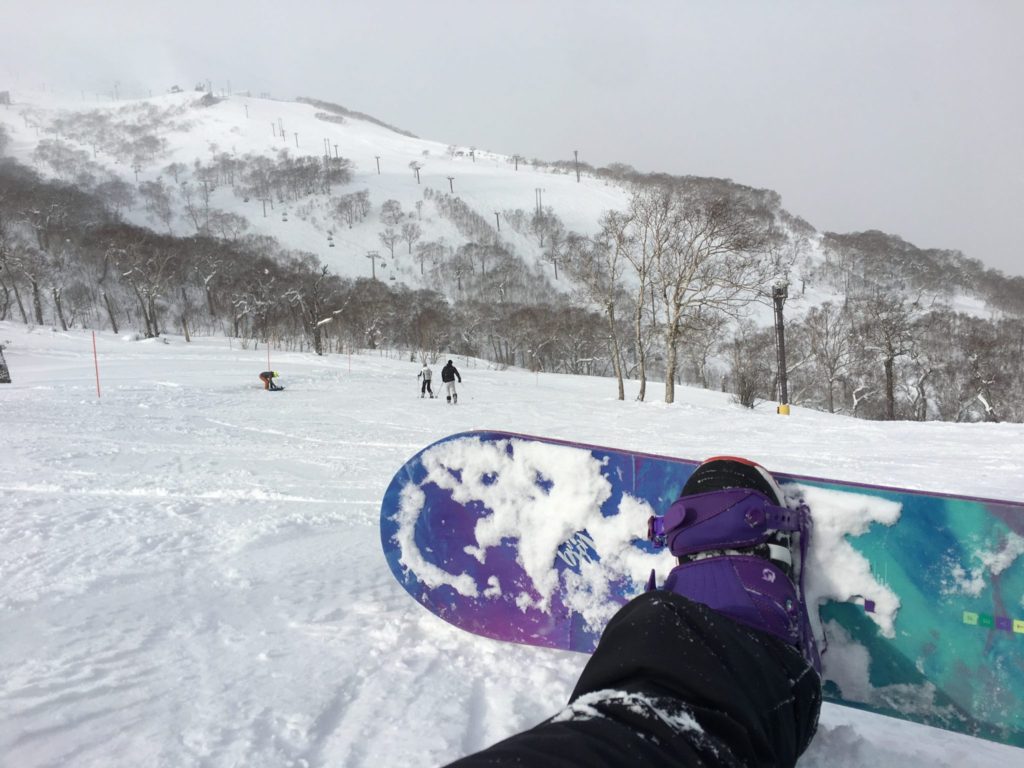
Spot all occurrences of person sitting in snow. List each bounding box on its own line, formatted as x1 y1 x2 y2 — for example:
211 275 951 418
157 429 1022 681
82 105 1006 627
418 363 435 399
258 371 283 391
446 457 822 768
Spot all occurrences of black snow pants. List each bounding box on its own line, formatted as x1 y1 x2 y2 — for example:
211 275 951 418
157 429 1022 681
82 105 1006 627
445 591 821 768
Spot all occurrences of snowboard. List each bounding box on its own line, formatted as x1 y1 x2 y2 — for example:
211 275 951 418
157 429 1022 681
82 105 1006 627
380 430 1024 748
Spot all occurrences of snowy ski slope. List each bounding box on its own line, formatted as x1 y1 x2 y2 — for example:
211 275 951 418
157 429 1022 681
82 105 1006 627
1 321 1022 766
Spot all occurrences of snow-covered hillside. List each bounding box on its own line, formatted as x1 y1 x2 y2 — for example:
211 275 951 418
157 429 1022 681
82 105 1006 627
4 87 1016 333
0 88 629 285
1 320 1022 767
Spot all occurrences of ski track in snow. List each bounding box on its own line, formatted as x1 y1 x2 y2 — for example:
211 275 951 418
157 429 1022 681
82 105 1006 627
1 322 1023 767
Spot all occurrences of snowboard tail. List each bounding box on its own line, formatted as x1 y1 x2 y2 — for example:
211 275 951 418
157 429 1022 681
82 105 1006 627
380 430 1024 748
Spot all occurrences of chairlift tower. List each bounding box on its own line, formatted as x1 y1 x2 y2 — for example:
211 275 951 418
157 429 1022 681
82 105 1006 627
366 250 381 280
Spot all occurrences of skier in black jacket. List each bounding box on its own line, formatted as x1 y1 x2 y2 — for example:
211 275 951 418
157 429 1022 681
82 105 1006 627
441 360 461 404
445 457 822 768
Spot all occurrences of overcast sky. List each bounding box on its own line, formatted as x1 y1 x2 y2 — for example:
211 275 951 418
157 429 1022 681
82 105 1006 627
4 0 1023 276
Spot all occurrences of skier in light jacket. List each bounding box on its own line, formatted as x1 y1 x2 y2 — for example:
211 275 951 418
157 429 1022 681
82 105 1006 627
418 363 435 399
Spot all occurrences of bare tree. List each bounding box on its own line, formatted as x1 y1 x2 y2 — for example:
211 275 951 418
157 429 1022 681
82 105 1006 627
967 350 1001 423
0 212 32 324
564 215 631 400
616 188 673 402
333 190 370 228
282 257 339 356
414 240 445 276
400 222 422 254
206 209 249 241
228 257 280 341
804 302 852 413
685 308 729 390
541 223 567 280
380 199 403 226
853 291 919 420
379 227 400 258
530 207 558 248
460 241 503 278
19 202 68 325
112 239 178 338
45 241 74 330
727 323 774 408
94 178 136 219
177 180 210 233
649 187 770 403
139 180 174 234
759 226 808 292
163 162 187 184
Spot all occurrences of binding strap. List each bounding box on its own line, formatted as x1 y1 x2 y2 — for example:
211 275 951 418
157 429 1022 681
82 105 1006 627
647 488 803 557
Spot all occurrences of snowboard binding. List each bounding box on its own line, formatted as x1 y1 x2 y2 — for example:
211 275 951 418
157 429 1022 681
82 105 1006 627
648 457 821 674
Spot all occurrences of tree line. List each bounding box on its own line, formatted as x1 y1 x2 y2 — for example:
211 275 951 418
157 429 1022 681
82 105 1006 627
1 140 1021 422
0 155 609 372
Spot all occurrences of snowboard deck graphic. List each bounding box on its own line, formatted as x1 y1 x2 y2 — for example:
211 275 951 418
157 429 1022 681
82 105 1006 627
380 430 1024 748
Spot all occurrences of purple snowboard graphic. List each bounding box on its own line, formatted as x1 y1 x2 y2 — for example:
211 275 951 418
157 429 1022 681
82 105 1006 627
380 430 1024 748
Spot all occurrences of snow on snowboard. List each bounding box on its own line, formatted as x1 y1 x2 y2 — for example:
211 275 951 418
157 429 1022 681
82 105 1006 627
380 430 1024 748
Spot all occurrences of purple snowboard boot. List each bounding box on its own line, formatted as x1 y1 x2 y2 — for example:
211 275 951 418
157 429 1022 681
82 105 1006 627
648 456 821 674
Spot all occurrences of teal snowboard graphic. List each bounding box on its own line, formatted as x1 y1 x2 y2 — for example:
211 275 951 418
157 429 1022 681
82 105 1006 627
380 430 1024 748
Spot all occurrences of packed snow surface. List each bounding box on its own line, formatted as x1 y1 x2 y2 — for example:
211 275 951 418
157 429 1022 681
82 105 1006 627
1 321 1023 767
402 436 674 624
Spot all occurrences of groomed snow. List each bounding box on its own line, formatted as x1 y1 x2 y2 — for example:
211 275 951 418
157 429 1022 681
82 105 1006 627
1 320 1022 767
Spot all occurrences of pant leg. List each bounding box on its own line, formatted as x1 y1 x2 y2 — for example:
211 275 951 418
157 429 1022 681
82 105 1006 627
446 591 820 768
